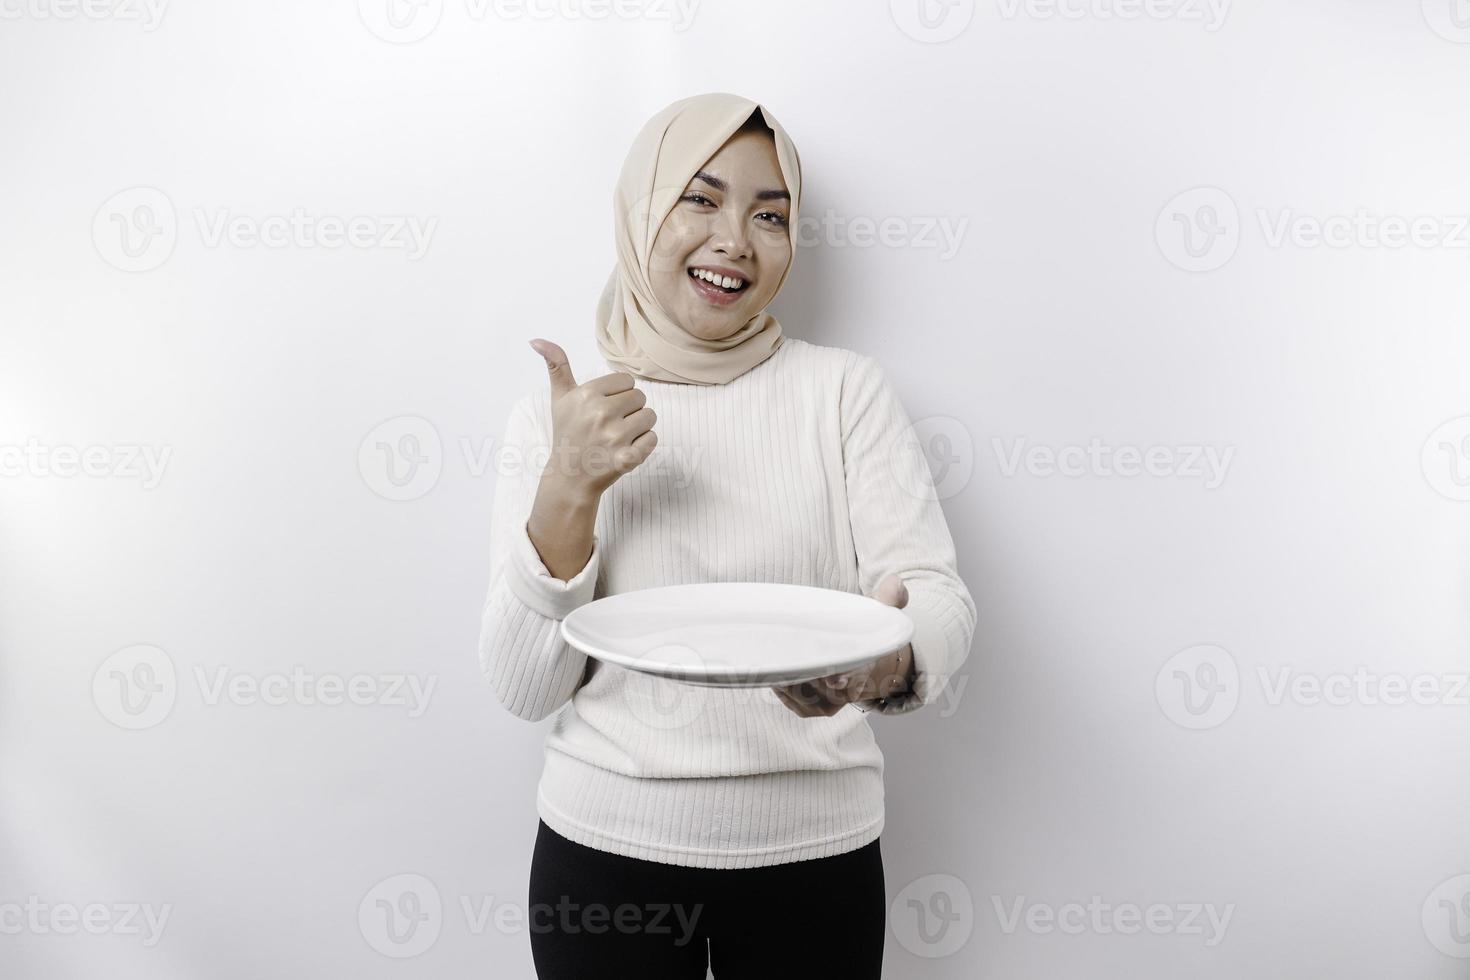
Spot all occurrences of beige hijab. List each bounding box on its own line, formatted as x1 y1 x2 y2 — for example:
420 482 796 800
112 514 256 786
595 93 802 386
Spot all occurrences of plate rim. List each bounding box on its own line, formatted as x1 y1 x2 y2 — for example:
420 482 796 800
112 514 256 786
559 582 915 686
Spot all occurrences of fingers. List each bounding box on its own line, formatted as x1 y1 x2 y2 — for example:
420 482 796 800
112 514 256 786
872 573 909 609
772 682 845 718
529 342 639 402
820 672 852 695
772 686 802 714
584 371 637 396
602 385 647 419
615 406 657 441
529 338 578 399
775 686 827 717
627 427 658 461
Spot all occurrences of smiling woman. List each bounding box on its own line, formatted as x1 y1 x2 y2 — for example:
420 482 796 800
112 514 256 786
591 96 802 385
479 92 976 980
647 116 793 336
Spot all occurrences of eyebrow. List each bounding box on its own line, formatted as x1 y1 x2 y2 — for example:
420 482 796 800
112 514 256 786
691 171 790 203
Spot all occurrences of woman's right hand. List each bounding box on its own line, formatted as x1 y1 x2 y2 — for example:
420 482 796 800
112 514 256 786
529 338 659 499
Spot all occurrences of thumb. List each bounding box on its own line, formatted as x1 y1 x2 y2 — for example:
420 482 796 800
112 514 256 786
871 573 909 609
528 338 577 399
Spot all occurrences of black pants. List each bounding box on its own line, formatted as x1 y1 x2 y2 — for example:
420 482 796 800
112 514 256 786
528 820 886 979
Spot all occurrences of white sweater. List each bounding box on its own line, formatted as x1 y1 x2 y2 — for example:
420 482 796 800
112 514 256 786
478 337 976 869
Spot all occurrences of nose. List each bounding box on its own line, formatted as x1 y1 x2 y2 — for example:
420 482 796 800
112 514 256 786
709 206 751 261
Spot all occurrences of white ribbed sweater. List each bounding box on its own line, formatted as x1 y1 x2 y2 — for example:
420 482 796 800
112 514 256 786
478 337 976 869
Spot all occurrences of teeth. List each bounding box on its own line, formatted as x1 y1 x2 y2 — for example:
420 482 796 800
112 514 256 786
690 268 745 290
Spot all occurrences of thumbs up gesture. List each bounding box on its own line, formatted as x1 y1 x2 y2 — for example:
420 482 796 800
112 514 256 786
772 575 916 718
528 338 659 499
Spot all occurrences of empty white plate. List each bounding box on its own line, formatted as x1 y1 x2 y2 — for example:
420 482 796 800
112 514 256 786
560 582 914 687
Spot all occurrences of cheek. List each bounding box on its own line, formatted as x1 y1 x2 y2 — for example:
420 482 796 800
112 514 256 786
755 241 792 295
759 234 792 270
650 216 698 273
649 268 687 311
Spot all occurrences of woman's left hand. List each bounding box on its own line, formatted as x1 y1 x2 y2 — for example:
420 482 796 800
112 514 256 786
771 575 914 718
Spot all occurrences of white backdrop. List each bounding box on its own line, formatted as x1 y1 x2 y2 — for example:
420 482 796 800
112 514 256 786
3 1 1469 977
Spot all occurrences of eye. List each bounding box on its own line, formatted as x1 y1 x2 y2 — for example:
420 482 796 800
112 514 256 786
681 192 716 208
757 211 789 228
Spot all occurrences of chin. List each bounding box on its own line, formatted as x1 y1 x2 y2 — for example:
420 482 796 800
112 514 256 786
686 322 738 342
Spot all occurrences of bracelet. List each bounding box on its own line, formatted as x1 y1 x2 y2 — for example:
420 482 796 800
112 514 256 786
871 648 915 711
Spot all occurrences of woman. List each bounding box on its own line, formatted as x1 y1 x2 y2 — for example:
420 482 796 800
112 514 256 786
479 92 976 978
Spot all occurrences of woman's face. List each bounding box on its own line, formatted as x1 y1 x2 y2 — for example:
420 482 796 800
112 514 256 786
648 128 793 341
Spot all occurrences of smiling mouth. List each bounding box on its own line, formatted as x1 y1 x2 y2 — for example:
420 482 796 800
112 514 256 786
687 267 750 294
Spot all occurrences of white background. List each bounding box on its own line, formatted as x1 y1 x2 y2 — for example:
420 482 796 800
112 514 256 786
3 1 1470 977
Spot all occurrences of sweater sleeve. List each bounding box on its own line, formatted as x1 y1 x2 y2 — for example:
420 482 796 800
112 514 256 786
839 352 977 716
477 393 601 723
